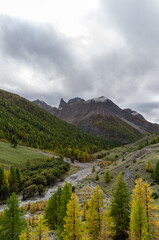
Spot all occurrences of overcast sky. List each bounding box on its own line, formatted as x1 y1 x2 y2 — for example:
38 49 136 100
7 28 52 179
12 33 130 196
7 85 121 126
0 0 159 122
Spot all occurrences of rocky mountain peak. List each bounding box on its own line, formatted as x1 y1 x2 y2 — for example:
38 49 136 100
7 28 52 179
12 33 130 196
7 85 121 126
87 96 109 103
59 98 67 109
68 97 85 105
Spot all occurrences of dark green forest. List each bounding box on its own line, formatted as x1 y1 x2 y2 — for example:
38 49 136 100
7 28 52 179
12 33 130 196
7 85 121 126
0 156 70 200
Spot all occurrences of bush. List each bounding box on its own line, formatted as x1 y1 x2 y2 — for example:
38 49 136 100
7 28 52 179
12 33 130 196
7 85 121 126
23 184 38 199
32 175 47 186
38 184 45 196
104 170 111 183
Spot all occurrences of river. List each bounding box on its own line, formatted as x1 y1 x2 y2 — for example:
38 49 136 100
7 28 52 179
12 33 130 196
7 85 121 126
0 159 100 211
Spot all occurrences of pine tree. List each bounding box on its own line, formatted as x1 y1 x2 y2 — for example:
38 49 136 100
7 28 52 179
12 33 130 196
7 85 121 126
9 167 18 193
16 168 22 191
109 172 130 240
0 166 4 185
153 161 159 183
0 192 26 240
58 181 72 231
11 135 18 148
92 165 96 173
95 174 99 181
129 178 148 240
44 190 59 229
0 166 5 199
86 185 105 239
64 194 83 240
146 161 153 173
104 170 111 183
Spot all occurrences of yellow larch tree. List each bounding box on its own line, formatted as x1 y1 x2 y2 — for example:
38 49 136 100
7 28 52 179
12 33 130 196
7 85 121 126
86 185 105 240
146 160 153 173
143 180 159 239
31 215 50 240
19 224 32 240
99 210 111 240
64 193 83 240
129 178 148 240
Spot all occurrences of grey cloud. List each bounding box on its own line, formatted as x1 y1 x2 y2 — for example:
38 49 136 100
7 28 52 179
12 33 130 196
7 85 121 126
1 1 159 123
0 15 94 103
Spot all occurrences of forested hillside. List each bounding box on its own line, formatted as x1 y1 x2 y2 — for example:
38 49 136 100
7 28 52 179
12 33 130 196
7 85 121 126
0 89 120 155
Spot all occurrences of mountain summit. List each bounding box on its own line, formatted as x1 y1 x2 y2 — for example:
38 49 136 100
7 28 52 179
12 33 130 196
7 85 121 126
33 97 159 144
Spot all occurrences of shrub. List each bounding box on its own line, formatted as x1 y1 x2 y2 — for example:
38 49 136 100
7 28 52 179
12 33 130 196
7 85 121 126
104 170 111 183
146 160 153 173
95 174 99 181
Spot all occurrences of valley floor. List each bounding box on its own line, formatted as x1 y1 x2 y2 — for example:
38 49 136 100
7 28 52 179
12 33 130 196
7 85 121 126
0 156 100 211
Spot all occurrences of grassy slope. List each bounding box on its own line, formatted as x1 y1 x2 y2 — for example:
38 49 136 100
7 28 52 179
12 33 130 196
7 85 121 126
89 132 159 196
91 114 142 143
0 140 46 168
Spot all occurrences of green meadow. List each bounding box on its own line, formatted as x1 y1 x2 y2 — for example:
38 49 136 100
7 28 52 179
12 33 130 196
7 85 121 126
0 141 46 168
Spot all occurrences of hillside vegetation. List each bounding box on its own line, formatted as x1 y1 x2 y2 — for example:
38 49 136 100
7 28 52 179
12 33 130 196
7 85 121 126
90 132 159 196
0 89 120 155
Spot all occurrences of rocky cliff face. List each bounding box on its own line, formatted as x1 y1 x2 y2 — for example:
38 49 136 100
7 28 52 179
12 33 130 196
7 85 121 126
33 97 159 144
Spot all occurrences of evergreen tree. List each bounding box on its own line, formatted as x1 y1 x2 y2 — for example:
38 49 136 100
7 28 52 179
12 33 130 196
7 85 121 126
86 185 105 239
11 135 18 148
129 178 148 240
0 192 26 240
109 172 130 240
92 165 96 173
0 166 4 199
0 166 4 185
104 170 111 183
153 161 159 183
59 181 72 231
16 168 22 191
146 161 153 173
44 191 58 229
64 194 83 240
0 169 9 200
95 174 99 181
9 167 18 193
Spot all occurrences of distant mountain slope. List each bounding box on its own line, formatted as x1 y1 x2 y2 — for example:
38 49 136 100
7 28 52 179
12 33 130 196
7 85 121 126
0 89 120 155
33 96 159 144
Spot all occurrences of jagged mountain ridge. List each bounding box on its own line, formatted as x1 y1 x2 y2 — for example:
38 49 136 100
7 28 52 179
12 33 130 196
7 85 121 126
33 96 159 144
0 89 119 154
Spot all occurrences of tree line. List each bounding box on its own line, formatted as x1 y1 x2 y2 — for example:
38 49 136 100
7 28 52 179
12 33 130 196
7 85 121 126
0 175 158 239
0 156 70 200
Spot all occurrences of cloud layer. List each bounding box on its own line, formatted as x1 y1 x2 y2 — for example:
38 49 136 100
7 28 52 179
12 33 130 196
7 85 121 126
0 0 159 122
